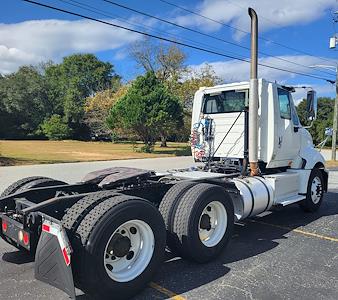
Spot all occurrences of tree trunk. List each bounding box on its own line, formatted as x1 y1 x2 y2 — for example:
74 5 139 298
160 135 167 147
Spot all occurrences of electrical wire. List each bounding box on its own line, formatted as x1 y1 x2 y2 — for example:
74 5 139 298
102 0 335 77
159 0 337 66
61 0 335 77
57 0 248 60
21 0 335 83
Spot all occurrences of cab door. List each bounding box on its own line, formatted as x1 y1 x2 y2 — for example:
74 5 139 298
272 88 301 165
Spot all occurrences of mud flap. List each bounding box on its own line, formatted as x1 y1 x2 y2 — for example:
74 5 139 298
35 226 76 299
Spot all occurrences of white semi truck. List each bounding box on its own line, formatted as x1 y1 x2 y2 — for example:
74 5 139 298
0 8 328 300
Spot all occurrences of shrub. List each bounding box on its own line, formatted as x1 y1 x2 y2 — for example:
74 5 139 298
41 114 72 140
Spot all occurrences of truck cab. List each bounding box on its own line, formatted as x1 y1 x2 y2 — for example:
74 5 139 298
191 78 325 172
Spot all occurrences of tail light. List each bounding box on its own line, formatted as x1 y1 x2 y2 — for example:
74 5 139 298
1 220 8 233
23 232 29 246
18 230 30 246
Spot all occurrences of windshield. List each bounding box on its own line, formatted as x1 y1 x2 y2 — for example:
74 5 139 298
202 90 247 114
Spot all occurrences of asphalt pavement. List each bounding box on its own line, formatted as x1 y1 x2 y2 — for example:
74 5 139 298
0 156 338 300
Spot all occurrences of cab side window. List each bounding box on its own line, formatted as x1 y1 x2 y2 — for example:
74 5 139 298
277 88 291 119
291 102 300 126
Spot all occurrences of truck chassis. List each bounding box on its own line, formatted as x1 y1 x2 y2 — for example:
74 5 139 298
0 162 327 299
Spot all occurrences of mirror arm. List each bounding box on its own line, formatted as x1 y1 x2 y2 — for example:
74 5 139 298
304 120 314 129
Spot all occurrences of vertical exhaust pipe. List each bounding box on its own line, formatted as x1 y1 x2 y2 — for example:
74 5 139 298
248 8 260 176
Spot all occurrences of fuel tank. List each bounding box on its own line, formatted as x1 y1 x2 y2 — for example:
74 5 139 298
230 176 273 220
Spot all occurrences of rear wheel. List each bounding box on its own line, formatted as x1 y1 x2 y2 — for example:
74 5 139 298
1 176 54 197
159 181 196 254
159 181 196 231
299 168 324 212
67 194 166 300
170 183 234 263
16 177 66 193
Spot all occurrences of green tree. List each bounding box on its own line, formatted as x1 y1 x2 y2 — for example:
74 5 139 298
297 97 334 145
130 39 224 144
0 65 50 138
107 72 183 151
41 114 72 140
45 54 120 138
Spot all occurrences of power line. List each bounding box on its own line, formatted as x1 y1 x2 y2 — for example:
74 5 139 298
59 0 336 78
159 0 337 66
57 0 248 60
21 0 335 83
64 0 329 78
102 0 335 77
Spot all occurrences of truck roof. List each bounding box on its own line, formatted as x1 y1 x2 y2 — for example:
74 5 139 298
198 81 249 93
198 78 279 94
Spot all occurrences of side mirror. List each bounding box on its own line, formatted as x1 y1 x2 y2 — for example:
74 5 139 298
325 127 333 136
306 90 317 121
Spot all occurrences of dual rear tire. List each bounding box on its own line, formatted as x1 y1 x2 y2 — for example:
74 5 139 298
62 194 166 300
1 176 66 197
62 182 233 299
159 182 234 263
2 178 233 298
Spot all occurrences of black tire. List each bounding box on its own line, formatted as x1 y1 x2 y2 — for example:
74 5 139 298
16 177 67 193
1 176 51 197
68 195 166 300
159 181 196 255
299 168 324 212
61 191 119 232
171 183 234 263
159 181 197 231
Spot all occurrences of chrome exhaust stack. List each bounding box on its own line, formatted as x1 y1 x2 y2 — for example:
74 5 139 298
248 8 260 176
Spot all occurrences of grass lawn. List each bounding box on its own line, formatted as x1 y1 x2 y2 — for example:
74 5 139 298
325 160 338 169
0 140 191 166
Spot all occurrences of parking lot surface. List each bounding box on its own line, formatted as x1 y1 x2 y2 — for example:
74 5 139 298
0 158 337 300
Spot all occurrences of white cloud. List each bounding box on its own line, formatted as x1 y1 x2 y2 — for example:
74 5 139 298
0 18 143 74
175 0 336 39
0 45 40 74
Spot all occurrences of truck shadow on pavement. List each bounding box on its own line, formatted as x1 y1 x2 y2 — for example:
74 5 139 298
1 192 337 299
2 249 34 265
135 191 338 299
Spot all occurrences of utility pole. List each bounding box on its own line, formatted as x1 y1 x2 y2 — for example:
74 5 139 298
329 11 338 160
332 68 338 160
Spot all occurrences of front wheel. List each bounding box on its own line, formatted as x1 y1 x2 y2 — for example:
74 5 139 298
299 168 324 212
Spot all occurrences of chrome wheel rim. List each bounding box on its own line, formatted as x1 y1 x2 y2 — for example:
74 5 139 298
198 201 227 247
104 220 155 282
311 176 323 204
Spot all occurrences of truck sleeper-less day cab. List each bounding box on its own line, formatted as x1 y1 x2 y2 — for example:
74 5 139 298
0 8 328 300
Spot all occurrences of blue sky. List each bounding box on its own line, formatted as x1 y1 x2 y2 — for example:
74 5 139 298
1 0 337 101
